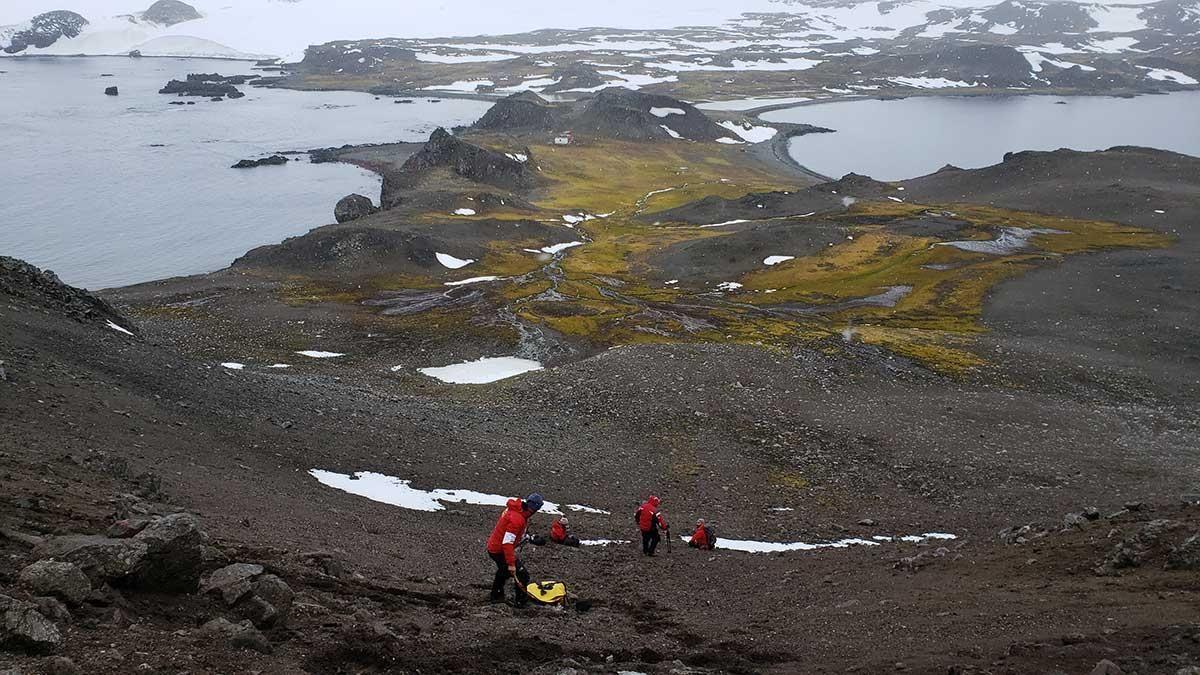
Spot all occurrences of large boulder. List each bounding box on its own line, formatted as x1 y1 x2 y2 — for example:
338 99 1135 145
334 194 377 223
1167 534 1200 570
18 561 91 606
33 535 148 583
236 574 294 628
131 513 205 592
202 563 264 605
0 594 62 654
200 617 272 654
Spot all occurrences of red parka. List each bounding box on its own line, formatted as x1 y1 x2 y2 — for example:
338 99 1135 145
690 523 711 549
486 498 529 566
550 519 568 544
636 496 667 533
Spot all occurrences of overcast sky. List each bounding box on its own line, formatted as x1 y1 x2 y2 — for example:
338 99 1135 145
2 0 781 31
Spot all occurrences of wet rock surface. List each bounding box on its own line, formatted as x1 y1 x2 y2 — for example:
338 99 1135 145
334 193 377 223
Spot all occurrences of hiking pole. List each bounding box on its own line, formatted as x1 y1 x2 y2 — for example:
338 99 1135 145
665 527 672 553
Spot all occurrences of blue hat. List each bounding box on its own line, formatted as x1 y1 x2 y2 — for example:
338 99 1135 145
525 493 544 512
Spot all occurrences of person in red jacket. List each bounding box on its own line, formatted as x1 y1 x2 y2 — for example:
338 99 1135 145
549 515 580 547
486 493 544 605
635 495 668 556
688 518 716 550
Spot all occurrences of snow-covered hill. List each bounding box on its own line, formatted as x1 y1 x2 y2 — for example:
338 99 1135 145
1 0 1197 62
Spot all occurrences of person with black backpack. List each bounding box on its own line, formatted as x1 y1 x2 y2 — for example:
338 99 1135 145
688 518 717 550
635 495 668 556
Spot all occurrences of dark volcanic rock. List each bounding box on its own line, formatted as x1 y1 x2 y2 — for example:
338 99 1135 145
2 11 88 55
33 535 148 583
187 72 255 85
0 594 62 654
18 561 91 606
142 0 202 26
335 194 378 223
130 513 205 592
0 256 134 330
386 127 538 200
231 155 289 169
104 86 119 96
570 88 730 141
159 79 241 98
474 91 560 132
300 41 417 75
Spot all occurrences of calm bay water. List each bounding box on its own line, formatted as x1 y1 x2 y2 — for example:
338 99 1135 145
0 57 490 289
763 91 1200 181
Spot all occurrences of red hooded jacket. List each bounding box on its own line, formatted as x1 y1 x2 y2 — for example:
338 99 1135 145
486 498 529 566
636 497 667 533
550 519 567 544
690 523 711 549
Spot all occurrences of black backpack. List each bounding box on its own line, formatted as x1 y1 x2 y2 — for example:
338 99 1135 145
704 525 717 548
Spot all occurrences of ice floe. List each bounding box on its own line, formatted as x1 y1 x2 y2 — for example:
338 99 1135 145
296 350 345 358
436 252 475 269
763 255 795 266
719 120 778 143
453 208 477 216
444 276 503 287
418 356 543 384
221 362 245 370
106 320 134 336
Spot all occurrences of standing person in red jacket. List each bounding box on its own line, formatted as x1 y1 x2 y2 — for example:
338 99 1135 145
635 495 668 556
486 493 544 605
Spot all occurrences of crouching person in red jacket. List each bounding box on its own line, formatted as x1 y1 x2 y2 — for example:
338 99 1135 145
486 493 544 605
688 518 717 550
550 515 580 547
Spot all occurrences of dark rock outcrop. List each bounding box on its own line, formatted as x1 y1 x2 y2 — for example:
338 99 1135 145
132 513 205 592
385 128 538 203
0 256 133 330
335 194 378 223
2 11 88 55
200 617 272 654
571 88 730 141
0 594 62 653
299 41 416 75
159 79 242 98
202 563 294 628
187 72 255 85
474 91 560 132
142 0 202 26
231 155 289 169
104 86 119 96
18 561 91 606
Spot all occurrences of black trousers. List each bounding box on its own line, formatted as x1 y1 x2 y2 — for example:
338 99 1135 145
489 551 530 604
641 529 660 556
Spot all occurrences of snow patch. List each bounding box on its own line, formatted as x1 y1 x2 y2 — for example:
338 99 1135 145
763 255 795 266
436 252 475 269
106 320 134 336
220 362 245 370
719 120 777 143
444 276 503 286
453 208 477 216
650 107 686 117
310 470 566 514
418 356 543 384
296 351 345 358
716 281 743 291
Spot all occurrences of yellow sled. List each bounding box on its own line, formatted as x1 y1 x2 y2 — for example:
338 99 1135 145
525 581 567 605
